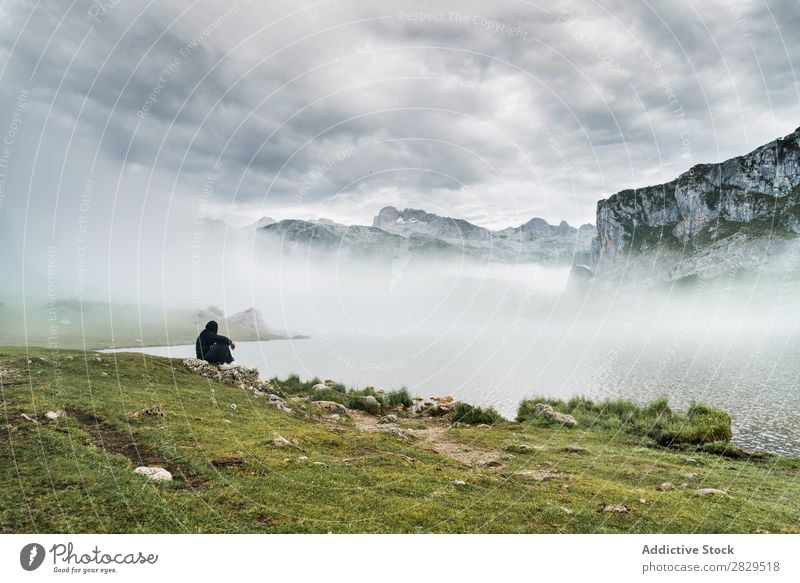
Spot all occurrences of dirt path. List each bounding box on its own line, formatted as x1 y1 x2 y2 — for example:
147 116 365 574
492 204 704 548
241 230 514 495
348 410 507 468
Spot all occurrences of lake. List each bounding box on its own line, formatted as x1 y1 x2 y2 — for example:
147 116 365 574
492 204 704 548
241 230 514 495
109 321 800 457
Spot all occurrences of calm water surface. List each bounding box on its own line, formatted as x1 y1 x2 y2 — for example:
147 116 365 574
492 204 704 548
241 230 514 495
111 323 800 457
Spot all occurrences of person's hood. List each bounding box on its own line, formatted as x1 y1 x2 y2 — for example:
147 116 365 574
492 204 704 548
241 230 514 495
205 320 219 333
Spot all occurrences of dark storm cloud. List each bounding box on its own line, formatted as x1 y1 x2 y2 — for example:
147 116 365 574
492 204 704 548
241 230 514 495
0 0 798 234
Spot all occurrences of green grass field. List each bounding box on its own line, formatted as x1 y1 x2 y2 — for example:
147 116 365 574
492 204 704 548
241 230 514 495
1 346 799 533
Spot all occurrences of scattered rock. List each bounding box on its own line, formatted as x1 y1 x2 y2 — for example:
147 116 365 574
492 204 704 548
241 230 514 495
696 488 729 497
364 395 380 407
383 427 407 439
20 413 38 424
513 470 564 481
477 423 491 429
598 503 630 514
95 357 102 363
330 414 341 421
378 414 398 424
312 461 326 466
129 403 165 419
271 436 291 447
229 403 238 412
504 444 533 453
44 411 61 420
561 446 588 454
682 472 699 479
532 403 578 427
450 480 467 486
560 506 574 515
183 358 260 388
211 457 245 468
297 456 309 462
657 482 676 491
101 371 109 376
134 466 172 481
311 383 328 392
312 400 349 415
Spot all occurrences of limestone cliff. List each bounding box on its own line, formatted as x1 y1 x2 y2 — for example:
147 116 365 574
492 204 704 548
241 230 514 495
594 126 800 280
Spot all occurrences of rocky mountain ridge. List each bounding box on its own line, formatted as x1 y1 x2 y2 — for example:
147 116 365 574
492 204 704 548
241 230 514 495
258 207 594 265
593 126 800 280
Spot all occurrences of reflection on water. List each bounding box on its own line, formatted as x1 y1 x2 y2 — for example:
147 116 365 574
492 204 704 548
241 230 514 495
114 323 800 457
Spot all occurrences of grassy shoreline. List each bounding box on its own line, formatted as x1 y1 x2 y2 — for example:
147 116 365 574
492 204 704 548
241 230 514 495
1 346 799 533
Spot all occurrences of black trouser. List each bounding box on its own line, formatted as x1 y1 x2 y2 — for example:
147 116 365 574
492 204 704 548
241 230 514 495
204 343 234 364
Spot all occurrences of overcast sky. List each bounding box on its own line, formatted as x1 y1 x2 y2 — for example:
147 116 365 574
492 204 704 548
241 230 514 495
1 0 798 241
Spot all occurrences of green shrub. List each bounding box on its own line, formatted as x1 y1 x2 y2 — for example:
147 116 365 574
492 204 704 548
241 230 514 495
517 395 731 448
451 403 505 425
386 388 412 409
347 395 382 415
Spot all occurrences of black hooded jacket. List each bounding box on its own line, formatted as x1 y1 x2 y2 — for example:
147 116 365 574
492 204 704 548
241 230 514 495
195 321 232 360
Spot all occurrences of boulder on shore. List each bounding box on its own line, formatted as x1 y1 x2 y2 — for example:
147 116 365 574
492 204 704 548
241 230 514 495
532 403 578 427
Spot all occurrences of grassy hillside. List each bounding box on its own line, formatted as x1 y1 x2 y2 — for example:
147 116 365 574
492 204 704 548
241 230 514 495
1 346 798 533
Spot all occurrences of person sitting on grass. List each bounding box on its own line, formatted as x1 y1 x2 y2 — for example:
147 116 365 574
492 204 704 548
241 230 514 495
195 320 236 365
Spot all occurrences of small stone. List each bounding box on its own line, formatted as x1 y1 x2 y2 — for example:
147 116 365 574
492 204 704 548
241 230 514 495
682 472 699 479
330 414 341 421
378 414 398 424
451 480 467 486
383 427 407 439
134 466 172 481
504 444 532 453
229 403 238 411
311 383 328 392
312 400 349 415
20 413 38 424
639 498 647 504
598 502 630 513
297 456 309 462
561 446 588 454
44 411 61 420
272 436 291 447
101 372 108 376
312 461 326 466
560 506 574 514
695 488 729 497
657 482 676 491
514 470 564 481
95 357 102 363
364 395 380 407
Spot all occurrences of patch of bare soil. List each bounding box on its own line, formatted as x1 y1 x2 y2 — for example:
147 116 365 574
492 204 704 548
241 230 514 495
348 410 506 468
64 407 206 487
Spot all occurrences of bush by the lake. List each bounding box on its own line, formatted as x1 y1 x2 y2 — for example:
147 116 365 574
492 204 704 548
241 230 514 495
517 396 731 447
451 402 505 425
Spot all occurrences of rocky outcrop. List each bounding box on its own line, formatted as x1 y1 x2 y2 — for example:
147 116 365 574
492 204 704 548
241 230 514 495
531 403 578 427
183 358 281 398
593 126 800 280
